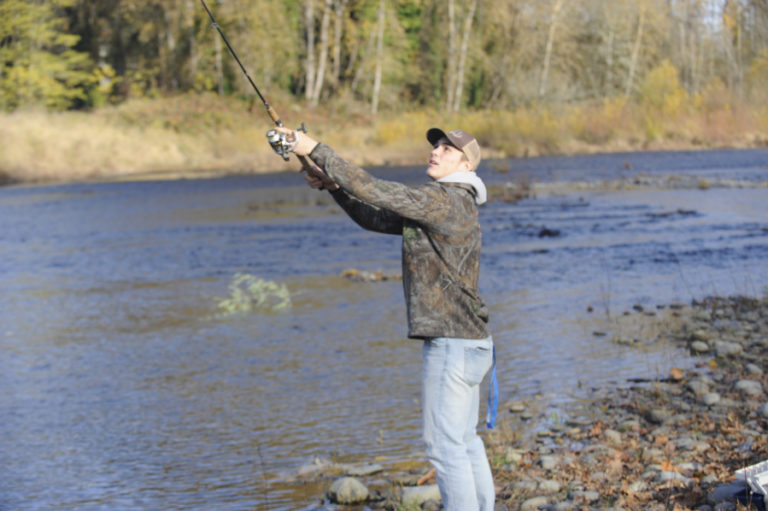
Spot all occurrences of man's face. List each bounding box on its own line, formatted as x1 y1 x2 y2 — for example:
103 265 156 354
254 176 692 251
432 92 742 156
426 137 471 180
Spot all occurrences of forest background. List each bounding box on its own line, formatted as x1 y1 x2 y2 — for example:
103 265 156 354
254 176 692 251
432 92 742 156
1 0 767 185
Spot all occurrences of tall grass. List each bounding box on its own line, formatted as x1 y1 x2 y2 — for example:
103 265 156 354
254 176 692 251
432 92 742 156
0 95 282 183
1 90 767 185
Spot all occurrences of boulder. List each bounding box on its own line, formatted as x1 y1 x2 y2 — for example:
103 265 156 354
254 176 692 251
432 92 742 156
327 477 370 505
401 484 441 507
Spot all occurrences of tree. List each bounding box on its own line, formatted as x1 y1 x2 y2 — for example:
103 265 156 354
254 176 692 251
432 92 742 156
371 0 384 114
452 0 478 111
444 0 457 109
304 0 316 100
309 0 332 104
0 0 93 110
4 0 767 115
625 3 646 97
330 0 349 91
539 0 564 98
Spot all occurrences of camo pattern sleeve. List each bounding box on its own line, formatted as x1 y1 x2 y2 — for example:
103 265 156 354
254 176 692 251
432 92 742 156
310 143 490 340
328 188 403 235
310 143 453 227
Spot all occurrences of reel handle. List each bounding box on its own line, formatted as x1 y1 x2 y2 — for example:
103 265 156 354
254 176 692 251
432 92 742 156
266 123 308 162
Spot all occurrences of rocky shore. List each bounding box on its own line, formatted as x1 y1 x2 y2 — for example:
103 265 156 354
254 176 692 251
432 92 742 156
292 295 768 510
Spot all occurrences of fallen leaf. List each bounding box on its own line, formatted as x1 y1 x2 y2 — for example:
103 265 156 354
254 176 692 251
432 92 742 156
661 459 680 473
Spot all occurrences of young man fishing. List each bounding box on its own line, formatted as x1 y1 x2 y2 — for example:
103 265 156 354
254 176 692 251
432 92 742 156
272 126 496 511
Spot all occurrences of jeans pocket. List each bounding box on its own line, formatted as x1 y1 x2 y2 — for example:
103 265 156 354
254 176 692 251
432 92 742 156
463 345 492 386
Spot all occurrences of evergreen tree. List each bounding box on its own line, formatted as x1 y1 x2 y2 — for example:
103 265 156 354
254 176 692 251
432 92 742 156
0 0 94 110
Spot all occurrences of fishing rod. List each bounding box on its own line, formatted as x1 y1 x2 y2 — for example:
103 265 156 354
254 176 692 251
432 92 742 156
199 0 308 164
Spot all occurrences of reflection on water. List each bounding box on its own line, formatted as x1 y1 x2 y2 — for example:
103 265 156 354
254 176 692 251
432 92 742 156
1 148 767 510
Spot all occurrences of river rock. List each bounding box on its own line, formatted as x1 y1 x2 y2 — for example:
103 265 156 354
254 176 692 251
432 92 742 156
642 447 665 462
675 436 710 451
327 477 369 504
656 471 691 484
715 341 743 357
690 340 710 353
679 461 705 473
618 419 641 432
344 463 383 477
540 455 560 470
702 392 721 406
297 456 336 477
690 329 710 342
604 429 622 445
646 407 673 424
734 379 763 396
513 480 538 492
520 496 550 510
686 379 710 396
401 484 441 507
569 490 600 502
538 479 563 493
508 401 527 413
505 447 525 464
760 402 768 418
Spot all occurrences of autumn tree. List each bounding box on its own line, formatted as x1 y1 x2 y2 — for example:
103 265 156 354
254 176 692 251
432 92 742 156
0 0 93 110
3 0 768 115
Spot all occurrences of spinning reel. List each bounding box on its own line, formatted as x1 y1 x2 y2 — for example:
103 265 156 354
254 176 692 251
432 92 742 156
266 123 308 161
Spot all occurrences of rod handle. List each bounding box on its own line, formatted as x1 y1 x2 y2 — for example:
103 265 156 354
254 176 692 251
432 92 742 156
296 154 311 169
265 104 281 126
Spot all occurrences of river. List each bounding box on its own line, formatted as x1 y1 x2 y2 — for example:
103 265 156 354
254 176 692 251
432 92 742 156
1 148 767 510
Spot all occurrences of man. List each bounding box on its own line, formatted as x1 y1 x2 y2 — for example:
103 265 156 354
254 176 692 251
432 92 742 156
273 126 496 511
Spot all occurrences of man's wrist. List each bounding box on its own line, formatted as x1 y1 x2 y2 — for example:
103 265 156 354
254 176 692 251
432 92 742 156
295 133 319 156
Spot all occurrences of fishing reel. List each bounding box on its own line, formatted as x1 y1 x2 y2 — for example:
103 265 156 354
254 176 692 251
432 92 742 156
267 123 307 161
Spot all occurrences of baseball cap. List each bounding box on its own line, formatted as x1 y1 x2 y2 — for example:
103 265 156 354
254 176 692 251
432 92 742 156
426 128 481 171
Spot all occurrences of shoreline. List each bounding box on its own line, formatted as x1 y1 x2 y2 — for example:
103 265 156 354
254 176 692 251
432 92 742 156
287 295 768 510
2 142 767 191
489 295 768 511
1 94 766 188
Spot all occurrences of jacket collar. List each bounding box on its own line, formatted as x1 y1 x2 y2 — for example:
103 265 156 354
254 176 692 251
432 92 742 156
437 171 487 205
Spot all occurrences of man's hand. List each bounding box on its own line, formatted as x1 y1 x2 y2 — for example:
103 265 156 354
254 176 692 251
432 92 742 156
274 126 319 156
272 127 338 191
304 163 339 191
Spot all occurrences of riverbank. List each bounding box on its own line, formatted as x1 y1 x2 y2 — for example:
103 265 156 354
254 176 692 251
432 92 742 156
288 294 768 510
488 294 768 511
1 94 767 186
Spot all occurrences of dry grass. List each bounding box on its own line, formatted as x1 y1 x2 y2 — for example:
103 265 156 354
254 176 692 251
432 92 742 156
1 93 767 185
0 100 279 184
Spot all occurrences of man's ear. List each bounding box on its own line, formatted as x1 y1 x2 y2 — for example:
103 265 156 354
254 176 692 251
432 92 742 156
460 159 473 172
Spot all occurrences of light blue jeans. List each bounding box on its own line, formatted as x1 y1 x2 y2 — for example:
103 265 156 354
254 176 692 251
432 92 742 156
422 336 495 511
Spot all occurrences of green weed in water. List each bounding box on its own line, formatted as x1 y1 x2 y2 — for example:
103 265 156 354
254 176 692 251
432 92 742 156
215 273 292 316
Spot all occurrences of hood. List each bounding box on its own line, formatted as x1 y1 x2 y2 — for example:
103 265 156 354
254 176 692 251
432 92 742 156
438 172 487 205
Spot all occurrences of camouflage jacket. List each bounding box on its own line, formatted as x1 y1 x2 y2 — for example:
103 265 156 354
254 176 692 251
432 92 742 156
309 143 490 340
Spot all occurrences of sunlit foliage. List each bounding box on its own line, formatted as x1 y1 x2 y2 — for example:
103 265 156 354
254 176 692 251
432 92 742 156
1 0 767 114
0 0 93 110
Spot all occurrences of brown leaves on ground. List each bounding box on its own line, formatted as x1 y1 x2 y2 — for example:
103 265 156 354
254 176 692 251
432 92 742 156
488 296 768 511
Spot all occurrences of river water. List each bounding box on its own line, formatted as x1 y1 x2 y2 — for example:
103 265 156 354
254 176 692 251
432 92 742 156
1 148 767 510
